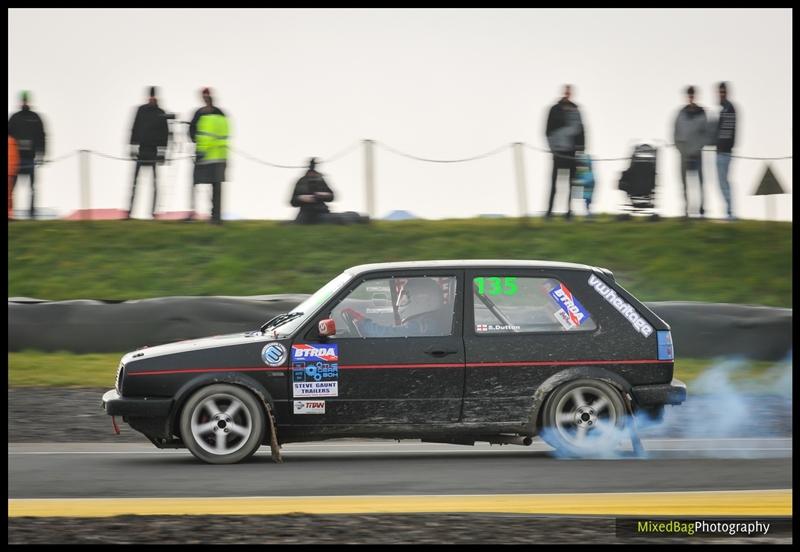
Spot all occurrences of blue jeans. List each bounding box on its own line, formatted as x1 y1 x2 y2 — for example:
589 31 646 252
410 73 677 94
680 153 704 216
716 152 733 217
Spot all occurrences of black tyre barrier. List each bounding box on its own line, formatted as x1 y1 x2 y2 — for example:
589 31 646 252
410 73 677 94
8 296 791 360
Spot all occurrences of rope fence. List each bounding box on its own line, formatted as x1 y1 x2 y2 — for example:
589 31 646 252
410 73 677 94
36 142 792 169
17 139 792 221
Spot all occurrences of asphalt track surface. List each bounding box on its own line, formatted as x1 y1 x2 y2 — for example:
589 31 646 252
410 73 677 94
9 439 792 501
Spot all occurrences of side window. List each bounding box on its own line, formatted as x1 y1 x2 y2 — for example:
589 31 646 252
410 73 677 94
330 276 457 338
473 276 596 334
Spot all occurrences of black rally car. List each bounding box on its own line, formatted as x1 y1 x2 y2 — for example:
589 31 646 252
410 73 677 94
103 260 686 464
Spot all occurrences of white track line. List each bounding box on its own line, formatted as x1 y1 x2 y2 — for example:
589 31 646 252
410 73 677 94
8 438 793 456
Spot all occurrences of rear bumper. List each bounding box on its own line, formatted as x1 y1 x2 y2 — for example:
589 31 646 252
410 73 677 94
101 389 172 418
631 378 687 406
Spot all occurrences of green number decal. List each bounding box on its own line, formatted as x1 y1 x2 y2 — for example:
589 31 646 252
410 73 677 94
474 276 518 296
503 277 518 295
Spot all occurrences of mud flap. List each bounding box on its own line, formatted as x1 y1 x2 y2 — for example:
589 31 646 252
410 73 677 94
623 392 645 457
111 416 121 435
260 398 283 463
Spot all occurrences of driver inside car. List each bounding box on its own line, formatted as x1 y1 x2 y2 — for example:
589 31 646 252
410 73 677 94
341 278 452 338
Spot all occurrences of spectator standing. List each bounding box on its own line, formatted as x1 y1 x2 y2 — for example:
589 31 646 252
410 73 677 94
8 135 19 220
187 87 228 224
545 85 585 219
8 91 46 219
128 86 170 219
673 86 709 218
713 82 737 220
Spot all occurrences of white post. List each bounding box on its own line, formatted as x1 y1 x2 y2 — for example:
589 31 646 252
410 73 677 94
513 142 528 222
79 149 91 221
363 139 375 218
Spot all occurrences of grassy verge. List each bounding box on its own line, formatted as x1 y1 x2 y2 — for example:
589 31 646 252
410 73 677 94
8 351 787 391
8 217 792 306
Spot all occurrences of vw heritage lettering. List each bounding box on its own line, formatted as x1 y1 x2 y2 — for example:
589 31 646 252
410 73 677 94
587 274 653 337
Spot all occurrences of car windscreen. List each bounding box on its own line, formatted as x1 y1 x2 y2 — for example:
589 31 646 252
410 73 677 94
270 272 353 336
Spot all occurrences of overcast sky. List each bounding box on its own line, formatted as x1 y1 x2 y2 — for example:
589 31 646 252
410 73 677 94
8 8 793 220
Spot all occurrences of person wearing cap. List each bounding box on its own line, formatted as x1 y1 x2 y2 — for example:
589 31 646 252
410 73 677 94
7 91 47 219
187 87 228 224
128 86 170 219
673 85 709 219
289 158 369 224
290 157 335 224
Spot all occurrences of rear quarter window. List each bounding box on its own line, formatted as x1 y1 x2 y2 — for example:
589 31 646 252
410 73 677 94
473 276 597 334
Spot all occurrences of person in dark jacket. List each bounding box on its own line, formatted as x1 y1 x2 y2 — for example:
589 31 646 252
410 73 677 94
128 86 169 219
290 158 335 224
545 85 585 219
8 91 47 219
289 158 370 225
186 87 226 221
673 85 709 218
714 82 737 219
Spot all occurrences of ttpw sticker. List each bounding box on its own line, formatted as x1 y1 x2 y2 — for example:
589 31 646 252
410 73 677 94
549 283 590 329
291 343 339 398
293 400 326 415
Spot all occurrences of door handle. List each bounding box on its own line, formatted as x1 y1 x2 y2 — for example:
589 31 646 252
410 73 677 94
424 348 459 358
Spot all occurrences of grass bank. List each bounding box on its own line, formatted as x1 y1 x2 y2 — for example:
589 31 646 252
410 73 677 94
8 217 792 306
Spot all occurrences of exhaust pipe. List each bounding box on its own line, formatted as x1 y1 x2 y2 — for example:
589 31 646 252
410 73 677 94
487 435 533 446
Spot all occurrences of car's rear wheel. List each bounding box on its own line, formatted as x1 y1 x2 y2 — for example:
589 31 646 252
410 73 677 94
179 384 266 464
539 378 627 457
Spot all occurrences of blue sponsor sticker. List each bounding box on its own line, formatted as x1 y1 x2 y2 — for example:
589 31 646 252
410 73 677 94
291 343 339 383
261 342 287 367
549 283 590 327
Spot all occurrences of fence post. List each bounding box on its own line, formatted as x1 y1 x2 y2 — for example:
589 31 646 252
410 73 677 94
513 142 528 223
79 149 91 221
363 139 375 219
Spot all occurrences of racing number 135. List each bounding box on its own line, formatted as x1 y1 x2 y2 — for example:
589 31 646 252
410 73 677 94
474 277 517 296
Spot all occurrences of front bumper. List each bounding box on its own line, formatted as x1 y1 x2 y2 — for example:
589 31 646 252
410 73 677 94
102 389 173 418
631 378 687 406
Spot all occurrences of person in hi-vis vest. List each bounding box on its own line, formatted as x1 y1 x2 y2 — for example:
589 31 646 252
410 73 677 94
8 135 19 220
188 87 228 224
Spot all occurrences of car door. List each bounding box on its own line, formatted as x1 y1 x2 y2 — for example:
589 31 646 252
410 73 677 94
288 269 465 426
462 268 604 424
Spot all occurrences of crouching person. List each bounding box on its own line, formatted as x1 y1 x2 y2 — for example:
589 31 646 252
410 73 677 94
290 157 369 224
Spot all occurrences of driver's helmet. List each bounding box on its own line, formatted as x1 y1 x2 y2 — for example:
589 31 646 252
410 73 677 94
399 278 444 320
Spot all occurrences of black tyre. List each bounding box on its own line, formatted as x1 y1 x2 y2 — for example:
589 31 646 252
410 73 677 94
539 378 627 457
179 384 266 464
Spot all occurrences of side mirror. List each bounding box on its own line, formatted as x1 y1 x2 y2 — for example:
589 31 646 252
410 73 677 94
318 318 336 337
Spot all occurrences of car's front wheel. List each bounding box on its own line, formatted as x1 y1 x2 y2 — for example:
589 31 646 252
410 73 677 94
539 378 627 457
179 384 266 464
